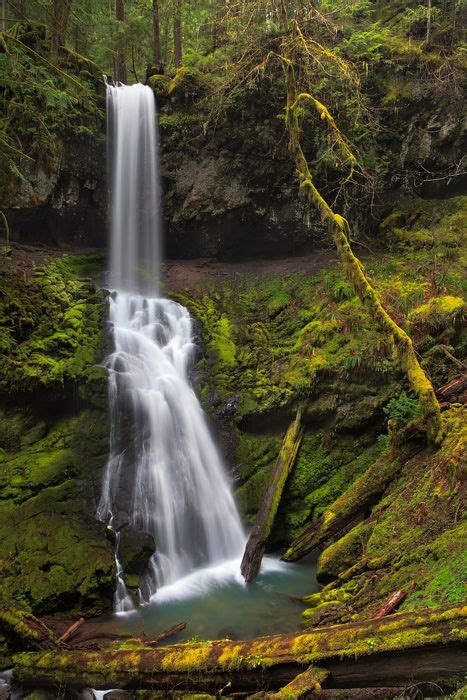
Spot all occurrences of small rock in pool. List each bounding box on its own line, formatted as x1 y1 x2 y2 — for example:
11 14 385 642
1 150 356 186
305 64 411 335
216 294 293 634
217 627 238 640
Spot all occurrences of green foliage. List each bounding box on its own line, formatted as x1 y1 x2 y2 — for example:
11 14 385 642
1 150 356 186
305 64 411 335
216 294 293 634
159 112 196 139
383 392 423 427
338 24 392 64
0 22 102 197
169 65 207 98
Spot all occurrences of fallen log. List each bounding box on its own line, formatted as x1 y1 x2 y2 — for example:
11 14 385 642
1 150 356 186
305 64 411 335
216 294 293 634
282 443 422 562
270 666 329 697
0 603 57 653
146 621 187 645
57 617 85 645
12 603 466 693
371 590 408 620
436 374 467 401
241 408 303 582
315 688 430 698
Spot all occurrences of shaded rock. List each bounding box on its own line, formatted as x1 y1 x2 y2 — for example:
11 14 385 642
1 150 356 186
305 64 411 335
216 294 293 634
112 511 130 532
217 395 239 421
303 602 352 628
4 132 106 249
119 528 156 576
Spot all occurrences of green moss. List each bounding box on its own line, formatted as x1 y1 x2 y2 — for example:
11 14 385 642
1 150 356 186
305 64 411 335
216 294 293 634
297 408 466 616
212 315 236 366
0 412 115 615
168 66 207 99
12 605 466 688
148 74 170 98
317 521 369 582
408 295 464 331
0 257 107 394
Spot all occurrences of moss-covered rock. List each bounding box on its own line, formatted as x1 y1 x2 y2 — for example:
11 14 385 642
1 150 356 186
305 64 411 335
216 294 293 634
408 295 464 333
148 73 171 98
0 255 115 617
0 257 108 395
0 413 115 616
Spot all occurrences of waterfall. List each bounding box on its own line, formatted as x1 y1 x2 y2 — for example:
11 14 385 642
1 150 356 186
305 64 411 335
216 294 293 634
98 83 245 612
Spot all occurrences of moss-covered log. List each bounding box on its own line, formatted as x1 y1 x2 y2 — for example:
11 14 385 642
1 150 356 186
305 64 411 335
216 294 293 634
270 665 329 697
281 54 442 446
12 604 466 692
284 403 463 565
0 603 57 653
241 409 303 582
282 445 411 561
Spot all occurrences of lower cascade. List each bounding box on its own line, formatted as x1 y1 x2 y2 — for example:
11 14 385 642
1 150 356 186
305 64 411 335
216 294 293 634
98 82 244 611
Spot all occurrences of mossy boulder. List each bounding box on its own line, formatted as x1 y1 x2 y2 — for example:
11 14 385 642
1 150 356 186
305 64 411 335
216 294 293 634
0 413 115 616
168 66 207 101
0 258 108 396
0 256 115 617
317 521 369 583
408 295 464 333
148 73 170 99
118 527 156 593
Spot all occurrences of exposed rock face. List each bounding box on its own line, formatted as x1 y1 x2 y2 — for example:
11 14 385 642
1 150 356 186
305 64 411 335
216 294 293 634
4 133 107 249
118 527 156 578
3 72 464 260
161 143 324 260
399 106 467 197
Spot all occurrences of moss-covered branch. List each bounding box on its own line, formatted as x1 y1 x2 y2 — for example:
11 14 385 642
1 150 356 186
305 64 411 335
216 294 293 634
12 604 466 691
281 55 442 445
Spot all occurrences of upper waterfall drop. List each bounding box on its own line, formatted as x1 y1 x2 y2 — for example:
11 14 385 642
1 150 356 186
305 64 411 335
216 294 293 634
107 82 161 295
98 82 245 611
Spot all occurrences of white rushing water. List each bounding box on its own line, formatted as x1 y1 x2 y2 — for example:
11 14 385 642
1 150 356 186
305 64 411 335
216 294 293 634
98 83 245 612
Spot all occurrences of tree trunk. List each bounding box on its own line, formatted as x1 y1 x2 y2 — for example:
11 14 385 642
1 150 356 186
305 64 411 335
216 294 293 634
173 0 182 68
57 618 85 645
283 441 420 562
271 666 329 698
2 0 8 32
426 0 432 47
16 0 25 20
241 409 302 582
51 0 71 53
0 603 57 653
115 0 127 83
152 0 162 66
12 605 466 692
281 56 442 446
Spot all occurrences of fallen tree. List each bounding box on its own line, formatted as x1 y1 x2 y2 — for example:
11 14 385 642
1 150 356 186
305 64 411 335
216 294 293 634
0 603 57 653
241 408 303 582
12 604 466 693
283 406 463 563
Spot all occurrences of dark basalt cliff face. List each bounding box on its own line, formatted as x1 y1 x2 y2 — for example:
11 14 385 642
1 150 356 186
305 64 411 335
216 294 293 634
2 25 465 262
159 122 324 260
3 132 107 249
